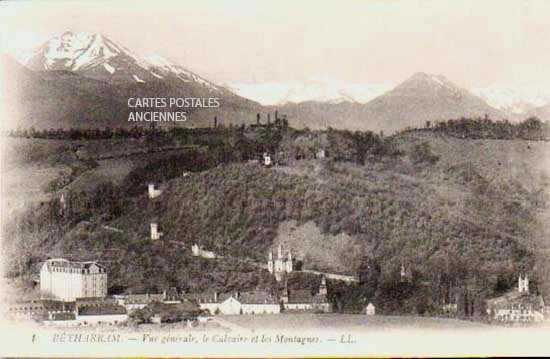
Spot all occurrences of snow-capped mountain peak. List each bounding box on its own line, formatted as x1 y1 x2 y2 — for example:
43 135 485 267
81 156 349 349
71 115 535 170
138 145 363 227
143 54 221 91
398 72 459 91
22 31 225 91
27 31 129 71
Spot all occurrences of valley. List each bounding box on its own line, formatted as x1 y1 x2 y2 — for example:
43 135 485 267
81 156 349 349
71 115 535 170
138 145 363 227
2 28 550 329
3 120 549 319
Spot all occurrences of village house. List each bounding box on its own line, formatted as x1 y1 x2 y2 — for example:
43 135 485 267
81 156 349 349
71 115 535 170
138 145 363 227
365 302 376 316
118 293 166 311
75 303 127 326
185 290 280 315
192 244 217 259
7 297 128 326
147 183 162 199
280 276 332 313
263 152 272 167
40 258 107 301
6 300 76 321
115 288 184 311
150 222 163 240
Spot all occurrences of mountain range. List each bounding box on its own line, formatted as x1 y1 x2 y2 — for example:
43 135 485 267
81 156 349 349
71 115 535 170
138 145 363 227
3 31 260 129
4 31 550 133
270 73 507 133
231 80 550 115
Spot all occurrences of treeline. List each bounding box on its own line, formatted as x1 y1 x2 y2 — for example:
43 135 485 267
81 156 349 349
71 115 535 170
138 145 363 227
5 125 238 142
6 123 399 169
408 116 550 140
8 126 156 140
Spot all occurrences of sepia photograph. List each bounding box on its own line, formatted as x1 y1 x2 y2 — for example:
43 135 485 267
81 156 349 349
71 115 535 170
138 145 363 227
1 0 550 357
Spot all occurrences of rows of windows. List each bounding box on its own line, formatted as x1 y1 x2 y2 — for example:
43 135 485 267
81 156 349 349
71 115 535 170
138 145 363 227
50 266 105 274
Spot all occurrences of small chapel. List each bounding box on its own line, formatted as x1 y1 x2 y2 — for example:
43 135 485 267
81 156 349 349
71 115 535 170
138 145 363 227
267 245 293 281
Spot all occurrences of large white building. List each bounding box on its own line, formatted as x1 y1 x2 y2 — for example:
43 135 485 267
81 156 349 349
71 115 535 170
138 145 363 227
40 258 107 301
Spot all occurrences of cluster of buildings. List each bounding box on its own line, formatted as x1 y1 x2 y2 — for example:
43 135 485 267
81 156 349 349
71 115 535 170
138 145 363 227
486 274 547 324
186 276 332 315
7 259 125 326
6 251 338 326
13 250 549 327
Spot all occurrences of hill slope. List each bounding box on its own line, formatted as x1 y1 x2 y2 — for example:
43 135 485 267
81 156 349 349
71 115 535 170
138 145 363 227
3 130 548 314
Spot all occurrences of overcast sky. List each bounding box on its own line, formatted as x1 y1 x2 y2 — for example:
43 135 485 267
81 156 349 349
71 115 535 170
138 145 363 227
2 0 550 87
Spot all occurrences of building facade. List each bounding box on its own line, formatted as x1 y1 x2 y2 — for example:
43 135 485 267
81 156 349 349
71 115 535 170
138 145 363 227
281 277 332 312
191 244 217 259
366 303 376 316
150 223 163 240
148 183 162 199
267 245 293 281
186 291 280 315
40 258 107 301
486 274 545 324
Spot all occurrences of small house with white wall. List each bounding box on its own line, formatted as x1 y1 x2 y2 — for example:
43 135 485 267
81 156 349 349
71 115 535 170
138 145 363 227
147 183 162 199
185 290 280 315
150 223 163 240
192 244 216 259
366 302 376 316
263 152 272 167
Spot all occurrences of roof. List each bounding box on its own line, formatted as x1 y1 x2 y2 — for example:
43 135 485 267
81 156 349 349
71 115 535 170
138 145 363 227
76 297 115 304
9 300 76 312
486 291 544 309
50 312 76 321
185 291 278 305
125 294 165 304
42 258 106 271
184 292 230 304
78 304 127 316
236 291 278 305
142 300 201 314
287 289 329 305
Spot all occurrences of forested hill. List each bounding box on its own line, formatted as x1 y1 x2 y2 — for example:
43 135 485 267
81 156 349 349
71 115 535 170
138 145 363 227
3 129 549 315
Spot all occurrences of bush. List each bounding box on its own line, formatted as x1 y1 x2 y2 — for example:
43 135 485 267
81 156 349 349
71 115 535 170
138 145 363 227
409 142 439 165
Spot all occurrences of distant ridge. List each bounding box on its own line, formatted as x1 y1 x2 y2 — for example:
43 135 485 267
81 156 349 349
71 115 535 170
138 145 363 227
274 72 506 133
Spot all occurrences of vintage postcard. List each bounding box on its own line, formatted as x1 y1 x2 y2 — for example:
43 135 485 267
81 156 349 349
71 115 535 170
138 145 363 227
1 0 550 357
